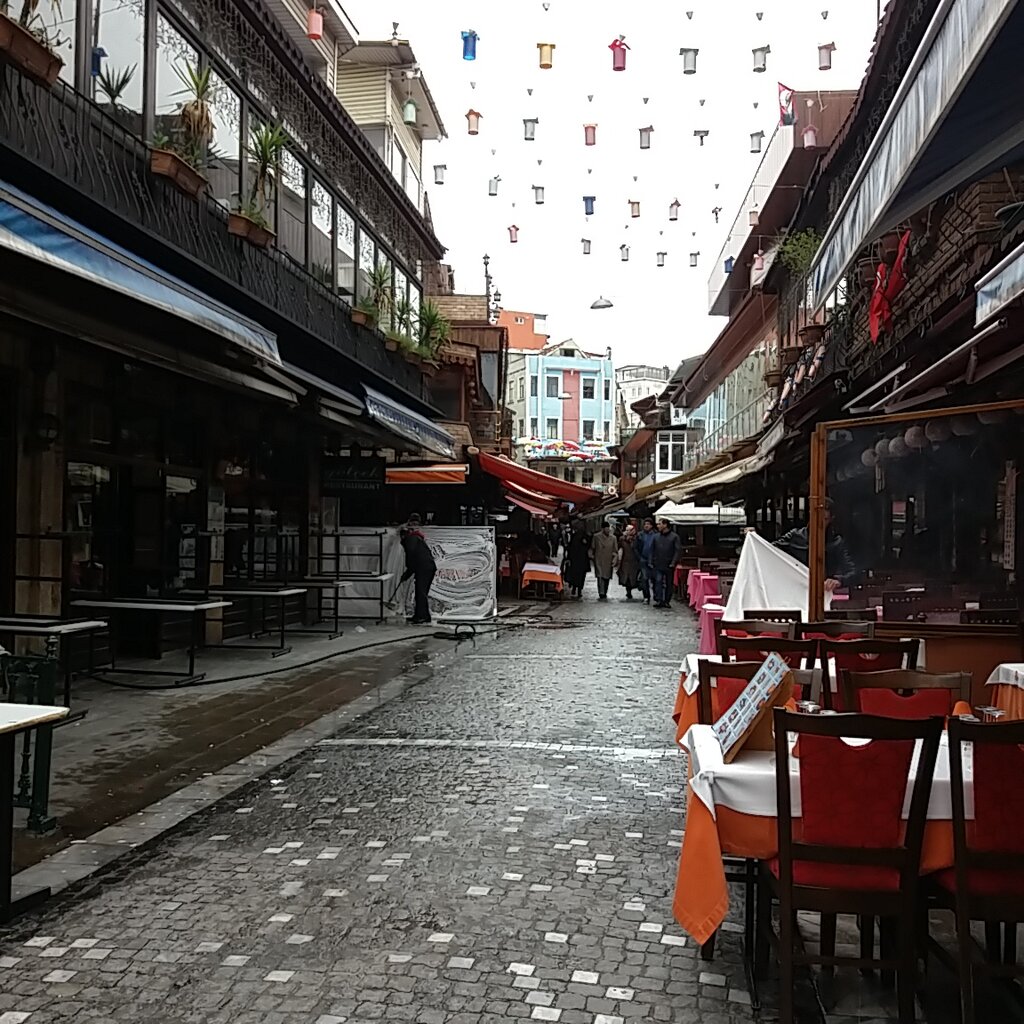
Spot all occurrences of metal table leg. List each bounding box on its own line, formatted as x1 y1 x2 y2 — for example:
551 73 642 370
272 596 291 658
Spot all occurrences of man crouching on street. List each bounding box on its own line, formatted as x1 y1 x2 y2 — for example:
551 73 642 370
400 513 436 625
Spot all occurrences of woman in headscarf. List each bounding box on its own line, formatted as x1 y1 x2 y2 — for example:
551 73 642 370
563 520 591 599
617 524 640 600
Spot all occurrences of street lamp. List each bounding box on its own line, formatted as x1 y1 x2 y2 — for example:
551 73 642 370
590 296 613 309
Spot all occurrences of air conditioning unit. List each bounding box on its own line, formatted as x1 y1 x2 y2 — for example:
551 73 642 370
670 406 688 426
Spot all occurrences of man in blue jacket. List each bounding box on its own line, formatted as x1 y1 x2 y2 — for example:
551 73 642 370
648 518 682 608
633 517 657 604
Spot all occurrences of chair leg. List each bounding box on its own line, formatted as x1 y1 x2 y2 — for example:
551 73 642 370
820 912 837 977
985 922 1001 963
1004 921 1017 966
897 921 918 1024
956 905 976 1024
779 906 795 1024
880 917 896 988
859 914 874 975
754 869 772 976
700 931 717 961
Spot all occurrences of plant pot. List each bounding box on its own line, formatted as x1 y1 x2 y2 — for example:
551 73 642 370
149 148 207 198
880 230 901 264
763 368 783 389
0 11 63 87
384 338 399 352
350 308 374 328
227 212 274 249
798 323 826 346
856 258 878 288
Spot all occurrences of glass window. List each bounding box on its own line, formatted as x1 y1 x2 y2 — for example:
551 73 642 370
601 468 611 483
518 379 524 401
376 250 394 328
582 378 595 400
604 379 611 400
391 140 407 189
604 421 610 439
278 148 306 265
672 442 685 471
582 466 594 484
545 376 559 398
29 0 75 85
310 179 333 288
336 205 356 301
583 420 595 440
405 164 421 210
357 229 375 302
394 266 409 335
155 18 199 132
408 279 421 328
208 74 241 211
563 467 572 482
545 418 558 438
658 444 669 471
92 0 143 123
545 467 558 477
530 376 538 397
518 419 525 437
245 117 276 232
530 418 538 436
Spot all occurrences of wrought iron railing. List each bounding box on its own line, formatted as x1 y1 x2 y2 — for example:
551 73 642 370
684 390 771 473
0 68 425 401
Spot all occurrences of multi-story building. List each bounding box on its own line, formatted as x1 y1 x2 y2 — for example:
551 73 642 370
498 310 549 352
615 364 671 439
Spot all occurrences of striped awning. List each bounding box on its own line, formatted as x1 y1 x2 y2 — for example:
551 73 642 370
385 464 469 485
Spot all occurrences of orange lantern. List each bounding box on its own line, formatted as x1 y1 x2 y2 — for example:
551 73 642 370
306 7 323 41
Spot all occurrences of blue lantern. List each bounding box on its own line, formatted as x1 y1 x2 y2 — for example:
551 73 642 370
724 256 735 274
462 30 478 61
583 195 595 215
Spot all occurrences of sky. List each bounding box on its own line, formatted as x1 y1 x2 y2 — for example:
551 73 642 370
347 0 883 369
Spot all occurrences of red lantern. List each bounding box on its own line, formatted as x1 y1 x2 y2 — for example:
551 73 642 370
609 37 629 71
584 124 597 146
306 7 323 40
508 225 519 243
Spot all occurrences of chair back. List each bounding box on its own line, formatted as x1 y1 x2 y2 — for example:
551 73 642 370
818 638 920 710
842 668 971 719
742 608 802 623
773 708 943 895
960 608 1020 626
791 668 824 706
719 577 734 602
716 618 796 652
696 660 763 725
721 636 818 672
797 619 875 640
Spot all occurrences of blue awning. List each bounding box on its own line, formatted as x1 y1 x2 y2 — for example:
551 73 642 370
0 180 280 364
976 237 1024 326
363 385 456 460
810 0 1024 308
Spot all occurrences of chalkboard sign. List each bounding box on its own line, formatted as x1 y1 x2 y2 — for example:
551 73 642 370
321 456 386 496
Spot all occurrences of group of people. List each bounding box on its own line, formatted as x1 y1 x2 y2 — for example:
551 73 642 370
561 517 683 606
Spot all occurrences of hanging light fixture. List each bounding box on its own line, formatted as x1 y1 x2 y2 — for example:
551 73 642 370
523 118 539 141
748 206 759 226
508 225 519 243
620 244 630 262
537 42 556 68
389 20 400 46
306 4 323 41
581 238 591 255
689 252 699 267
752 45 770 72
488 176 500 196
465 109 482 135
639 125 653 149
532 185 545 204
818 41 836 70
609 36 629 71
584 124 597 146
590 296 613 309
402 97 418 125
753 250 765 271
694 129 709 146
461 30 478 60
679 47 698 74
802 124 818 149
656 251 666 267
750 130 765 153
583 195 596 215
724 256 735 274
433 164 446 185
628 200 640 218
669 199 680 221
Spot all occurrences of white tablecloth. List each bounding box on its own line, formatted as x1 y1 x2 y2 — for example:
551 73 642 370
986 663 1024 689
679 652 837 695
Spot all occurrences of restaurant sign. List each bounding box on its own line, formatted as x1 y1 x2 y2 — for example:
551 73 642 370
321 456 386 496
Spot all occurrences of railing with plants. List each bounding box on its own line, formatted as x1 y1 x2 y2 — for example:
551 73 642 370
684 390 771 474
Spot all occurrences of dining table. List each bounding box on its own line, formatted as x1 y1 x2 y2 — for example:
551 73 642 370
985 662 1024 719
697 601 726 655
688 572 720 610
521 562 564 594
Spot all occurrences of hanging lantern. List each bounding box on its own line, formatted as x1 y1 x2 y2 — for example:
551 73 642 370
433 164 446 185
508 225 519 243
952 413 980 433
753 250 765 272
904 425 928 449
802 124 818 149
724 256 735 274
609 37 629 71
752 45 770 72
523 118 538 141
584 124 597 146
750 130 765 153
748 206 759 226
581 238 591 255
712 206 722 222
537 42 556 68
583 195 596 215
639 125 653 149
694 129 708 146
822 10 829 19
656 251 666 267
402 98 418 125
925 419 951 443
628 200 640 218
306 7 323 41
620 244 630 262
818 42 836 70
889 436 908 458
488 176 500 196
689 252 699 267
462 30 478 61
685 10 693 18
532 185 545 204
679 47 698 74
465 109 482 135
861 449 878 468
874 438 891 460
669 199 680 221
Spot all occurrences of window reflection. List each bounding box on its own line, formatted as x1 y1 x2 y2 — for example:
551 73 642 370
310 180 333 288
208 72 241 210
358 230 374 302
376 251 394 328
278 148 306 264
336 206 356 301
30 0 75 84
155 17 198 128
92 0 143 126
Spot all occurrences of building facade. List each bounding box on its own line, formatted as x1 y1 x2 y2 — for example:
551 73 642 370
498 310 549 352
615 364 670 439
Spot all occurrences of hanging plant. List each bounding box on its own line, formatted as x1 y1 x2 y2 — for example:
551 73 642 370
0 0 68 87
228 121 288 248
778 228 821 275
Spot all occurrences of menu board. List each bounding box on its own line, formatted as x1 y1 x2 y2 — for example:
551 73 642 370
713 652 792 763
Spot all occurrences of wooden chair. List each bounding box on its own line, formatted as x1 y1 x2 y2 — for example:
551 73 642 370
817 638 920 710
759 710 943 1024
715 619 796 659
842 669 971 720
742 608 802 623
797 619 875 640
722 636 818 675
930 718 1024 1024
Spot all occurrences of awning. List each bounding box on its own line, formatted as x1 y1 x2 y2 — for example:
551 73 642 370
474 450 600 506
386 464 468 485
507 494 554 518
363 385 456 460
0 181 280 364
503 480 563 513
657 501 748 526
664 452 773 502
278 362 364 412
976 237 1024 326
809 0 1024 308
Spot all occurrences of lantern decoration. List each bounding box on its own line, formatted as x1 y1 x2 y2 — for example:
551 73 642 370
712 206 722 223
591 295 613 309
523 118 538 141
583 195 596 215
584 124 597 146
686 10 693 18
904 425 928 449
488 176 500 196
620 244 630 262
699 98 706 106
628 200 640 218
755 10 763 19
818 42 836 70
656 251 666 267
889 436 908 458
694 129 709 146
977 409 1006 425
433 164 446 185
753 250 765 271
861 448 878 468
508 225 519 243
822 10 829 18
537 42 556 69
752 45 770 72
465 109 482 135
748 206 759 226
925 419 951 443
609 37 629 71
461 30 478 61
724 256 735 274
306 6 323 41
402 98 418 125
639 125 653 149
679 47 698 74
669 199 680 221
874 438 891 460
582 238 591 255
750 130 765 153
532 185 545 204
802 124 818 149
689 252 699 267
952 413 979 434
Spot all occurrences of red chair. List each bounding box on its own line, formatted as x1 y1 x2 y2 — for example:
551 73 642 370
796 619 875 641
696 659 764 725
715 619 796 660
842 669 971 720
931 717 1024 1024
817 638 920 710
759 710 943 1024
721 638 819 700
743 608 803 623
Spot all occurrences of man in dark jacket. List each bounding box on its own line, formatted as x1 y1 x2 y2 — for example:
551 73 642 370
774 498 857 591
400 514 436 624
634 517 657 603
648 518 682 608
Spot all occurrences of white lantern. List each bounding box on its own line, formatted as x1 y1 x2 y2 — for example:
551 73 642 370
679 47 699 74
581 238 591 255
523 118 538 141
694 129 709 146
669 199 680 221
905 425 928 449
888 436 908 458
433 164 446 185
802 124 818 149
925 419 951 443
402 98 418 125
874 438 890 459
620 244 630 262
818 42 836 70
532 185 545 204
639 125 653 149
752 45 770 72
861 449 878 468
748 207 759 226
689 251 699 267
750 130 765 153
488 176 500 196
656 251 666 267
628 200 640 218
753 251 765 271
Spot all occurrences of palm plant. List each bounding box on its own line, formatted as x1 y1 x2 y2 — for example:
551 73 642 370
393 296 414 338
96 63 136 110
12 0 68 49
363 262 393 323
416 299 451 358
159 61 215 169
242 121 288 226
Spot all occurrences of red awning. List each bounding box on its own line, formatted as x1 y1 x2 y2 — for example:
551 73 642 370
507 495 554 518
386 463 468 484
503 480 563 512
476 450 599 506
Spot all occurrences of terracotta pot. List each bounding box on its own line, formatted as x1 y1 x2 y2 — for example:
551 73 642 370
350 308 372 327
798 323 826 345
763 368 783 389
421 361 439 378
384 338 399 352
0 12 63 87
880 230 901 265
149 148 207 198
227 212 274 249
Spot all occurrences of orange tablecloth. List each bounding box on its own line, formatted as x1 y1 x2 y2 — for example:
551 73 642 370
991 685 1024 719
521 569 563 592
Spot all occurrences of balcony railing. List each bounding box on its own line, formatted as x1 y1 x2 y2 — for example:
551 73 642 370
684 390 771 474
0 69 425 401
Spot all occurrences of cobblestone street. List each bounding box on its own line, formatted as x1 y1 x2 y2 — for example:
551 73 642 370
0 589 761 1024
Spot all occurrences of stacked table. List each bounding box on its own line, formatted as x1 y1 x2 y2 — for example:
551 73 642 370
521 562 563 595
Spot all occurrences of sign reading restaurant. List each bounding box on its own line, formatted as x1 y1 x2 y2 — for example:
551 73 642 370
321 456 386 495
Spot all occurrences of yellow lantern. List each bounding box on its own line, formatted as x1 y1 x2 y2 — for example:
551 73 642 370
537 42 556 69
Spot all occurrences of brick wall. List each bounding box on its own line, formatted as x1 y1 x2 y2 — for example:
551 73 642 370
434 294 488 323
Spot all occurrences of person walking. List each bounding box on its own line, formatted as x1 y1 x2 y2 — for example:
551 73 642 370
590 522 618 601
634 517 657 603
617 524 640 600
400 514 437 624
563 520 591 599
649 518 682 608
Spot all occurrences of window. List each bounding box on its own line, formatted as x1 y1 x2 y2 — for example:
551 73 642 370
279 148 307 264
335 205 356 300
518 419 525 437
530 418 538 436
515 316 526 324
582 466 594 484
604 421 611 439
546 376 560 398
545 418 558 438
357 229 375 302
582 378 595 400
545 466 558 477
530 375 538 397
601 468 611 483
309 180 332 288
604 379 611 400
658 446 669 471
208 74 241 211
376 252 394 328
519 379 525 401
582 420 595 440
563 467 573 482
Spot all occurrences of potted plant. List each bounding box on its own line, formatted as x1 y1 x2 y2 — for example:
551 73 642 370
416 299 451 360
856 256 879 289
0 0 67 87
352 262 393 328
798 321 826 345
351 297 377 328
149 61 214 198
228 121 287 249
880 229 902 263
95 63 136 125
777 228 821 277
